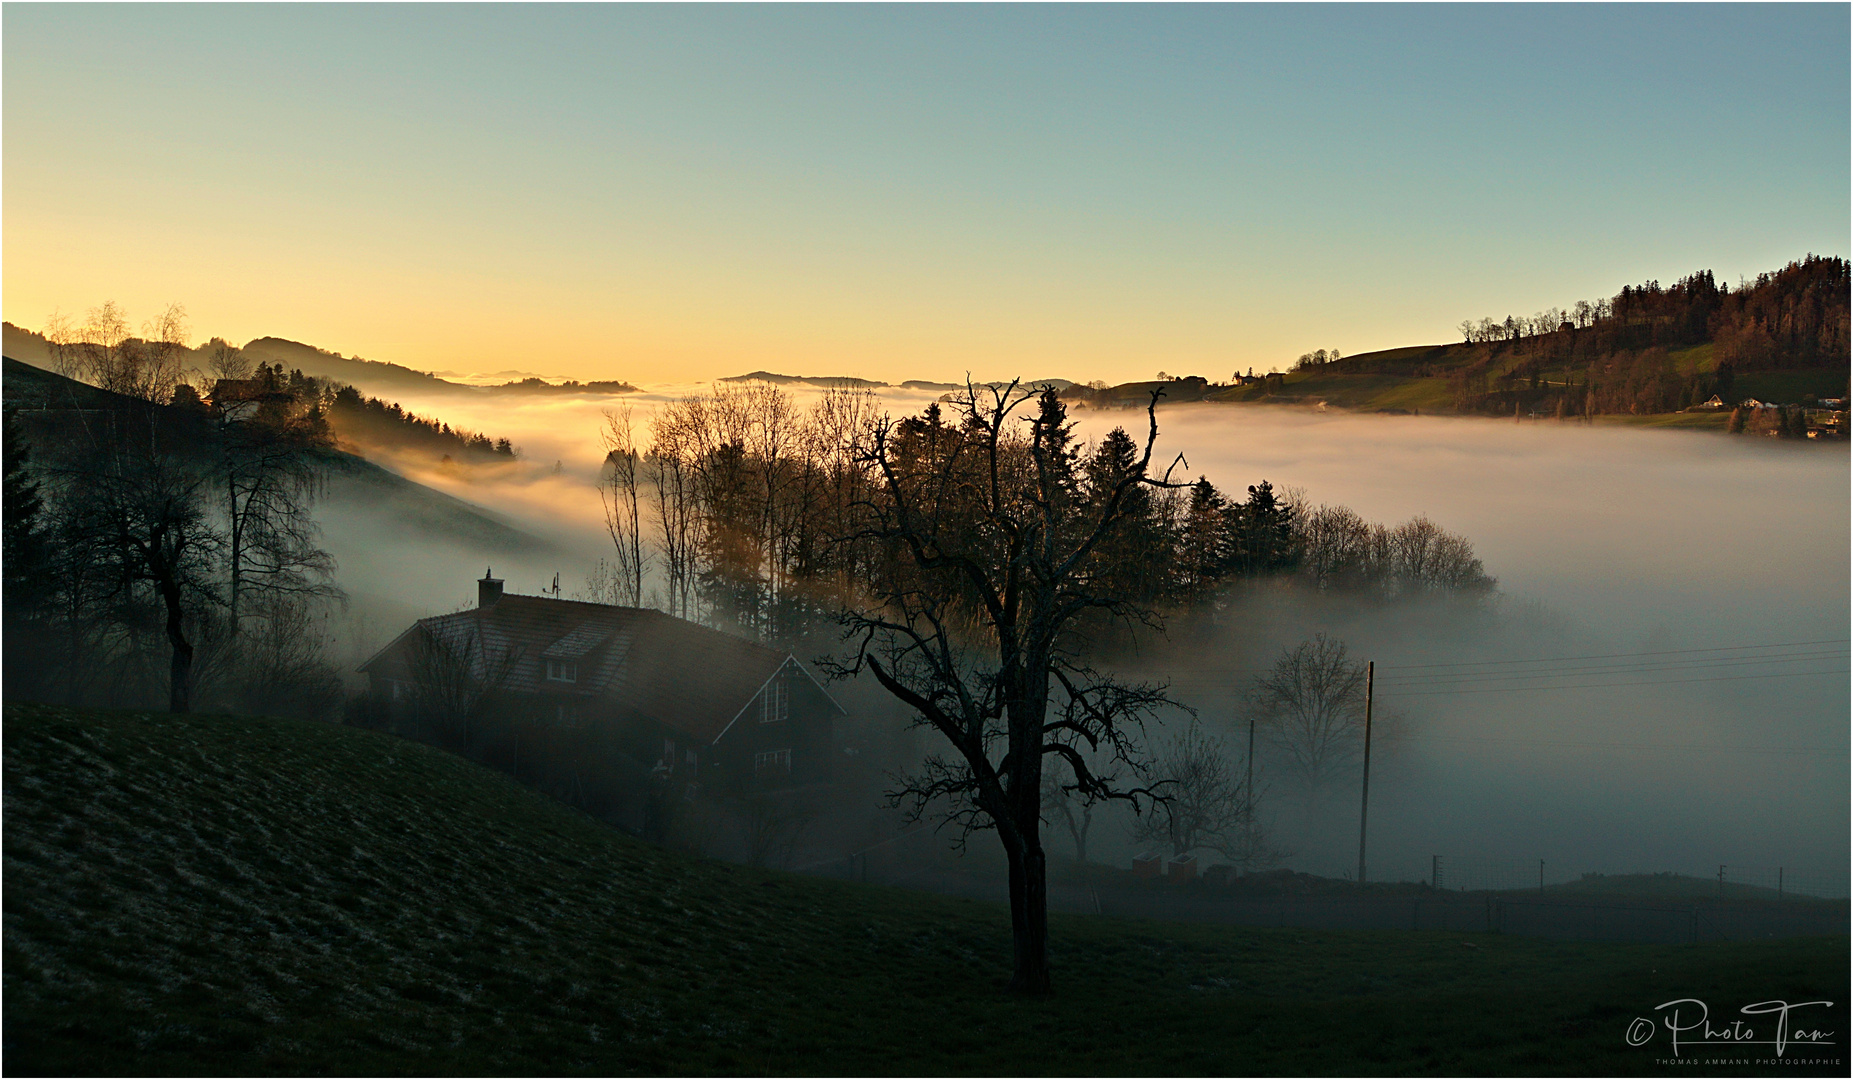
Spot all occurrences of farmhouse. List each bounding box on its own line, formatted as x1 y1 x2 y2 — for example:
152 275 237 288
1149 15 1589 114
360 572 844 796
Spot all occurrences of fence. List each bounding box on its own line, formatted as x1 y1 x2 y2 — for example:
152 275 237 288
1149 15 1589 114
1720 864 1848 900
1431 855 1548 893
1432 855 1847 900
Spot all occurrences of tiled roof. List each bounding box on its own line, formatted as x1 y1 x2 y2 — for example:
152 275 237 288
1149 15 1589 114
542 623 611 660
362 594 836 743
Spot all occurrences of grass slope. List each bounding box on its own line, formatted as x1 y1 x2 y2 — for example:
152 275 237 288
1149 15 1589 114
5 704 1846 1076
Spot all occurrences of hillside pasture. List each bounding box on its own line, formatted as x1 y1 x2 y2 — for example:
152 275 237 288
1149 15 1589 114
4 704 1846 1075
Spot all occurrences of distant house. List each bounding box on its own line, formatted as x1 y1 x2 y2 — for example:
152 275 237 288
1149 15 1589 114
360 572 844 795
1699 394 1726 409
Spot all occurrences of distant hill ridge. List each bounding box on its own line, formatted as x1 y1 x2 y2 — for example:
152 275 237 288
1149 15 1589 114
1 356 551 557
720 371 1079 394
241 338 637 397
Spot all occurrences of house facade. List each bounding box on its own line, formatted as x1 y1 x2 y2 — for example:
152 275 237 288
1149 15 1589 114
360 572 844 797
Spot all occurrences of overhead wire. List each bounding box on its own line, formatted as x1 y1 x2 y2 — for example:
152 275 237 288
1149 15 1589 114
1141 637 1850 756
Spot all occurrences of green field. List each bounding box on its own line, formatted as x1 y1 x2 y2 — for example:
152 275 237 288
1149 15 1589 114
5 704 1846 1075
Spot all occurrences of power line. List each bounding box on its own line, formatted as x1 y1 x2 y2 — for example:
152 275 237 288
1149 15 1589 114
1374 649 1849 686
1410 734 1850 757
1382 639 1850 671
1141 640 1853 689
1376 667 1848 696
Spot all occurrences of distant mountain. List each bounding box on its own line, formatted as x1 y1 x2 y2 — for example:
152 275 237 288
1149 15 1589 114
721 370 890 388
237 337 469 397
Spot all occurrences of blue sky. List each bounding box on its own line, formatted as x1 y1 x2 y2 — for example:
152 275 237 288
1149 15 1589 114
6 4 1847 383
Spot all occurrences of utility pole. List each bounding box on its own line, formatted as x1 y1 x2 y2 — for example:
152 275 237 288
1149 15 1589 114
1357 660 1374 885
1245 712 1256 819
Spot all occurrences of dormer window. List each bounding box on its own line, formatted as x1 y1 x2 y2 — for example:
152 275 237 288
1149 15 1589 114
759 675 789 723
545 659 577 683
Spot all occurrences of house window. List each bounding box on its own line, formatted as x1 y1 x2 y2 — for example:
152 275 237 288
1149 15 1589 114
753 748 792 775
758 677 789 724
546 659 577 683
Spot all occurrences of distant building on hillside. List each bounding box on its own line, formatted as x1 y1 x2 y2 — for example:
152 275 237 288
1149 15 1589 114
360 572 844 802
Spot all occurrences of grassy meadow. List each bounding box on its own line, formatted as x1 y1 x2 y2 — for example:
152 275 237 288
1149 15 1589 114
4 703 1846 1075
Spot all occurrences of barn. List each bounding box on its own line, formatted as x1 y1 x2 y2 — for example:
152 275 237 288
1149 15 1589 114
359 572 844 799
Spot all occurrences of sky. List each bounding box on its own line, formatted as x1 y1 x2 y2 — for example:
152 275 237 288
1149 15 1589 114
5 4 1848 386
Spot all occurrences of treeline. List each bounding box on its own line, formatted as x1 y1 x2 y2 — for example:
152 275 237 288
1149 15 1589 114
38 302 522 463
492 376 638 395
595 384 1494 645
324 384 517 462
214 361 519 463
1440 256 1849 417
4 380 344 719
1456 256 1848 365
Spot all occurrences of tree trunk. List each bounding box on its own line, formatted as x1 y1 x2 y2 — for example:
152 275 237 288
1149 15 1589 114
1004 829 1052 994
161 580 193 713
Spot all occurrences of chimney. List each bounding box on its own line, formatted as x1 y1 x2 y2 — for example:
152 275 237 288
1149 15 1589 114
479 567 504 608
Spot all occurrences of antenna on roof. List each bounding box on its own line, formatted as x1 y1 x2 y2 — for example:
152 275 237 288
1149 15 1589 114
550 572 561 599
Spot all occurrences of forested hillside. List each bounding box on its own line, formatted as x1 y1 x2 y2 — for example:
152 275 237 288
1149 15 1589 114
2 357 550 717
1206 255 1849 420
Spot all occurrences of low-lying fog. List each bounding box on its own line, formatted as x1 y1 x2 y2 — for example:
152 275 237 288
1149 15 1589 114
319 380 1849 890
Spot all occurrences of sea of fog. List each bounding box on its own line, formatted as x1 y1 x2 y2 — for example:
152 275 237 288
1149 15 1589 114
320 381 1850 889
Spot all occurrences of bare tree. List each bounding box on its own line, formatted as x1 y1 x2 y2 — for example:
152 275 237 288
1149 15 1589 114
1249 634 1368 792
203 337 253 383
55 409 224 712
216 592 344 720
740 789 821 869
1132 719 1281 869
406 611 524 754
1040 743 1105 864
53 301 192 403
1384 516 1495 598
831 383 1182 993
217 397 340 635
598 405 649 607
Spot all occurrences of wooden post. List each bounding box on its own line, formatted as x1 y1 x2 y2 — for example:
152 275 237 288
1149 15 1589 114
1357 661 1374 885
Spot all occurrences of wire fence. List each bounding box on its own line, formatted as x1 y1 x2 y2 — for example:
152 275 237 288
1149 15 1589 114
1430 855 1847 899
1720 864 1849 900
1431 855 1549 893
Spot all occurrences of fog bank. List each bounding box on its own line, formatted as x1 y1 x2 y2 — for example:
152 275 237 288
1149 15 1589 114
315 383 1849 888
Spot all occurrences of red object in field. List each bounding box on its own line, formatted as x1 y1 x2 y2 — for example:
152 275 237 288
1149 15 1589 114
1133 852 1163 878
1167 854 1198 881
